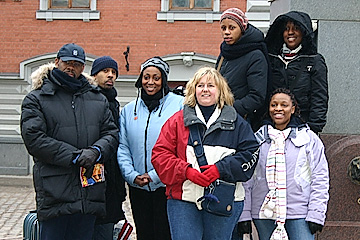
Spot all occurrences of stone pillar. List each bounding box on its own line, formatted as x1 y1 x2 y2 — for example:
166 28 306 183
269 1 360 239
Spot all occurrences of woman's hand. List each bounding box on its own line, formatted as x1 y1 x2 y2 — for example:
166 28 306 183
134 173 152 187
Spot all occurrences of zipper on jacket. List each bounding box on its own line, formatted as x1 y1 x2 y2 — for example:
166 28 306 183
71 95 85 212
144 113 151 191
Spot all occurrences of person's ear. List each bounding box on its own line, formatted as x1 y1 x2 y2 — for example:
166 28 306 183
54 58 60 67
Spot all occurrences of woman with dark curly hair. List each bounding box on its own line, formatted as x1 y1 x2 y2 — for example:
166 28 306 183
238 88 329 240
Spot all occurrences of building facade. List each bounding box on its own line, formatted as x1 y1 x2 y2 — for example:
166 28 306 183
0 0 270 174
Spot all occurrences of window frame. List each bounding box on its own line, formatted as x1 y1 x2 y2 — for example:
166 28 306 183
157 0 220 23
169 0 213 11
36 0 99 21
49 0 91 9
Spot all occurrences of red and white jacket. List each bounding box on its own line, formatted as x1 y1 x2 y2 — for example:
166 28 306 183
151 104 259 209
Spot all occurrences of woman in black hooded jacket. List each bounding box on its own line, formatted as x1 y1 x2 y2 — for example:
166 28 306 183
265 11 328 133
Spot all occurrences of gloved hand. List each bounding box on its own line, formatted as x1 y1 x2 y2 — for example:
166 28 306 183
185 167 211 187
200 165 220 183
77 148 100 169
84 165 95 179
307 221 323 234
237 221 252 235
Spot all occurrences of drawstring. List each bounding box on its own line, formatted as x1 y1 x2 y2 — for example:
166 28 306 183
197 193 220 203
134 88 167 118
133 89 140 120
158 88 165 117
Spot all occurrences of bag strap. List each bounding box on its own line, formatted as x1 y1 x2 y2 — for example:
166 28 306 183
216 56 224 72
188 124 208 171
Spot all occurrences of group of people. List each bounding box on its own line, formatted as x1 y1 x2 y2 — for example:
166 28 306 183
20 7 329 240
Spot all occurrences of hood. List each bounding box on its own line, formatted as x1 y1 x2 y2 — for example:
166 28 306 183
265 11 317 55
30 62 94 90
237 24 265 45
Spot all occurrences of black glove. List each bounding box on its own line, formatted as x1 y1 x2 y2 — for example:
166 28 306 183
84 165 95 179
237 220 252 236
77 148 100 169
307 221 323 234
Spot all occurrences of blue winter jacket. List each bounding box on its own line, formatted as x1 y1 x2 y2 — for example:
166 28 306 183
117 92 184 191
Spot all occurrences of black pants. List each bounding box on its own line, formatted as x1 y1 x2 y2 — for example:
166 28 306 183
40 213 96 240
129 186 171 240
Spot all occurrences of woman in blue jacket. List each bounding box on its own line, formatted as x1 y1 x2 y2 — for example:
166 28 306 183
117 56 183 240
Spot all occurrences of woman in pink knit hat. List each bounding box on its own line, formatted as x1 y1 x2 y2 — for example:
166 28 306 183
216 8 270 133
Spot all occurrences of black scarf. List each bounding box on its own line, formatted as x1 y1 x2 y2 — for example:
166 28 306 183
141 88 164 112
51 68 87 91
100 87 120 128
220 40 268 61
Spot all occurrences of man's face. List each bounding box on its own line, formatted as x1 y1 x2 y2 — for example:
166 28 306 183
55 58 84 79
94 68 117 89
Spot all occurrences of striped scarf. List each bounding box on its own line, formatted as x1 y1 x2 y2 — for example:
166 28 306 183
259 125 291 240
281 43 302 61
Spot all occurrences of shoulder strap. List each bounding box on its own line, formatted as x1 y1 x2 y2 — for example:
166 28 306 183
188 124 208 170
216 56 224 72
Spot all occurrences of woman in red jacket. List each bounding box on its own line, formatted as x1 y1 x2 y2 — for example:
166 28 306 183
151 66 259 240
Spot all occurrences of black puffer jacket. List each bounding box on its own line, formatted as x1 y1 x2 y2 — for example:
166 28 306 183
265 11 328 133
215 24 269 130
20 63 119 221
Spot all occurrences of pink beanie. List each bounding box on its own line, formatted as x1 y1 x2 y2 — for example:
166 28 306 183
220 8 248 33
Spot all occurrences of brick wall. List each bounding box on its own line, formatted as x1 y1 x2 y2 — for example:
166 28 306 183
0 0 246 75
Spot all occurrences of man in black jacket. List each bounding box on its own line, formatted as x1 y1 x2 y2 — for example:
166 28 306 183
90 56 127 240
20 43 119 240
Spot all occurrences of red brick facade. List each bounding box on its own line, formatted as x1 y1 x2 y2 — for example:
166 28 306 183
0 0 246 75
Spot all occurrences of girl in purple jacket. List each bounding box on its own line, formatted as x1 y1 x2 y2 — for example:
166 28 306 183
238 88 329 240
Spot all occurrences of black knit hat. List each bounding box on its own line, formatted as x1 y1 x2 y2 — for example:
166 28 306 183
135 56 169 89
91 56 118 78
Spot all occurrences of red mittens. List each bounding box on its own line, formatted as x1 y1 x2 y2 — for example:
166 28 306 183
185 167 211 187
200 165 220 183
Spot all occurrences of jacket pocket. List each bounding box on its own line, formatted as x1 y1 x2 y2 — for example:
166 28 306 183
40 165 78 205
86 182 106 202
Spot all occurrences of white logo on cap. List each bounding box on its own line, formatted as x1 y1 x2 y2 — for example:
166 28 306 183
73 50 78 56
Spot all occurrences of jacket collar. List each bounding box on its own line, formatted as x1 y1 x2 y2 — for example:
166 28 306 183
255 123 310 147
31 63 96 95
183 104 237 131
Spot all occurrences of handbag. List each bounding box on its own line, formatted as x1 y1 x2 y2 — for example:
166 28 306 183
189 124 236 217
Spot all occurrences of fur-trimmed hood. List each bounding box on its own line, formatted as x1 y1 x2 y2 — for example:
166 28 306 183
30 62 95 90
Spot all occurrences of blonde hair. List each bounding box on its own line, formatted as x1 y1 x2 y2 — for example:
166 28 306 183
184 66 234 108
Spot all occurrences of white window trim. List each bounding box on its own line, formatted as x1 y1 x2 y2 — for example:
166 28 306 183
36 0 100 22
157 0 221 23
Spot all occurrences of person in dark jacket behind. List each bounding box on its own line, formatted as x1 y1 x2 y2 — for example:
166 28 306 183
215 8 270 131
20 43 119 240
265 11 329 133
90 56 127 240
151 66 259 240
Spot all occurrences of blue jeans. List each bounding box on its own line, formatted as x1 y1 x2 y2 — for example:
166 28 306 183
167 199 244 240
253 218 314 240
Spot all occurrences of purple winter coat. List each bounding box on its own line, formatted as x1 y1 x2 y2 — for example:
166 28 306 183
240 124 329 225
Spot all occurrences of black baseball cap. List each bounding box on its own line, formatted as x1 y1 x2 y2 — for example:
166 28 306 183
57 43 86 64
